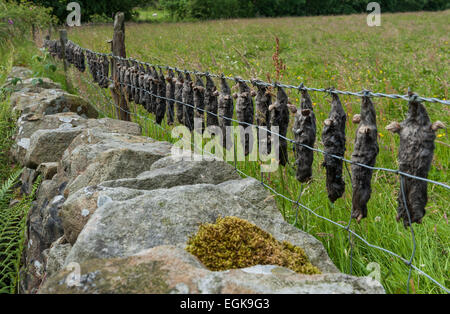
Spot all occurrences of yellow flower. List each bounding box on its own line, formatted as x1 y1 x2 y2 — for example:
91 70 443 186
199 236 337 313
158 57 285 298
437 134 444 138
380 70 383 74
379 133 384 137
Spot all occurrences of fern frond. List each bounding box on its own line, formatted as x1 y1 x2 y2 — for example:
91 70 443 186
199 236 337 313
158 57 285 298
0 168 22 208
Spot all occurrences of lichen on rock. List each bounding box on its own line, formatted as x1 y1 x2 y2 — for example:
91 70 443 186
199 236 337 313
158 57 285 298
186 216 321 275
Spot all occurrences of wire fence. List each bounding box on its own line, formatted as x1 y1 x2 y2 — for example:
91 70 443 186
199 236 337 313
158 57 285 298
45 37 449 294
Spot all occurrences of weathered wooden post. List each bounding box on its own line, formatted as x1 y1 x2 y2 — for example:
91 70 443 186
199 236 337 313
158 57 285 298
110 12 131 121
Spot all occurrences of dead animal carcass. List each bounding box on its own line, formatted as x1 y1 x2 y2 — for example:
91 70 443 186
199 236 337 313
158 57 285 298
182 72 195 131
175 71 185 125
235 78 255 156
351 94 379 222
217 76 234 149
252 79 272 155
155 69 167 125
292 89 316 182
269 85 290 166
386 93 445 227
205 75 219 129
193 75 206 133
166 69 176 125
322 92 347 203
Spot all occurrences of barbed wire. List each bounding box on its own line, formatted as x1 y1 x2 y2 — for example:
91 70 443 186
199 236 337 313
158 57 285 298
90 71 450 191
77 46 450 106
51 41 449 293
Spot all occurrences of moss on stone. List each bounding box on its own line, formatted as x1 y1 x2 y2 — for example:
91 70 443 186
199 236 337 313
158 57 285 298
186 216 321 275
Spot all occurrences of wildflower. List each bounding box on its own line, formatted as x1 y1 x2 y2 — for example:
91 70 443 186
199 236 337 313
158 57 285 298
437 134 444 138
379 133 384 137
8 19 13 25
379 70 383 74
375 216 381 222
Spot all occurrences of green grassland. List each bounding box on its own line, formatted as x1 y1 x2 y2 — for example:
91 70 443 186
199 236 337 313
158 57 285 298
44 11 450 294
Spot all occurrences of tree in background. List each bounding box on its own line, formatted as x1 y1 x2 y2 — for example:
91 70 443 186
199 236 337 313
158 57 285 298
29 0 146 24
0 1 55 47
160 0 450 21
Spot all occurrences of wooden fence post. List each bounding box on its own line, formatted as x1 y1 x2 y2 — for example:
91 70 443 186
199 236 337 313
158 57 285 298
59 29 69 88
110 12 131 121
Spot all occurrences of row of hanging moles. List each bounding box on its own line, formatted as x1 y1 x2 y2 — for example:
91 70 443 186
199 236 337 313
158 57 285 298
45 43 446 227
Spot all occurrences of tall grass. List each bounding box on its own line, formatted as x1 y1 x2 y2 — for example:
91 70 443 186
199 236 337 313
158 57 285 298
46 11 449 293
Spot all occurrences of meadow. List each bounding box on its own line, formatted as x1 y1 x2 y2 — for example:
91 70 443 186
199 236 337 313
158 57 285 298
38 10 450 294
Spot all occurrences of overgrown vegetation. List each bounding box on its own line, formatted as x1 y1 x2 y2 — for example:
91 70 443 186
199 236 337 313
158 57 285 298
0 171 41 294
0 1 54 48
28 0 148 23
0 0 55 294
160 0 450 21
64 11 449 294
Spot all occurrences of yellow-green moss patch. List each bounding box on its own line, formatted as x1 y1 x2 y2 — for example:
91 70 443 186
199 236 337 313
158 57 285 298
186 216 321 275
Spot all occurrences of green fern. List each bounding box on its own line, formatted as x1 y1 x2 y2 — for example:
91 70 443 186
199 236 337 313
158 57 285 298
0 171 41 294
0 168 22 208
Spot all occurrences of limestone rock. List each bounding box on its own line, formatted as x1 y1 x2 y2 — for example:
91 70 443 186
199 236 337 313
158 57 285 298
10 89 98 118
12 113 142 167
41 246 384 294
59 129 171 197
7 66 32 81
25 127 85 168
36 162 59 180
100 155 240 191
12 112 86 165
5 77 61 94
61 157 240 245
64 179 338 274
43 237 72 279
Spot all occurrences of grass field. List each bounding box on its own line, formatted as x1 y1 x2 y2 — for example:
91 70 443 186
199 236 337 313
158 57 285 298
38 11 450 294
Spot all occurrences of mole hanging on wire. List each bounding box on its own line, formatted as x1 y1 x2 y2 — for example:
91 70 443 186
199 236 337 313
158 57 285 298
124 64 133 102
144 66 153 112
155 68 167 125
130 64 139 103
98 56 110 89
182 72 195 131
86 52 97 83
351 92 379 222
166 69 176 125
138 65 146 106
149 66 159 114
386 91 445 227
175 70 185 125
205 75 219 129
292 88 316 182
234 78 255 156
218 75 234 150
252 79 272 155
322 91 347 203
269 84 290 166
193 75 206 134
